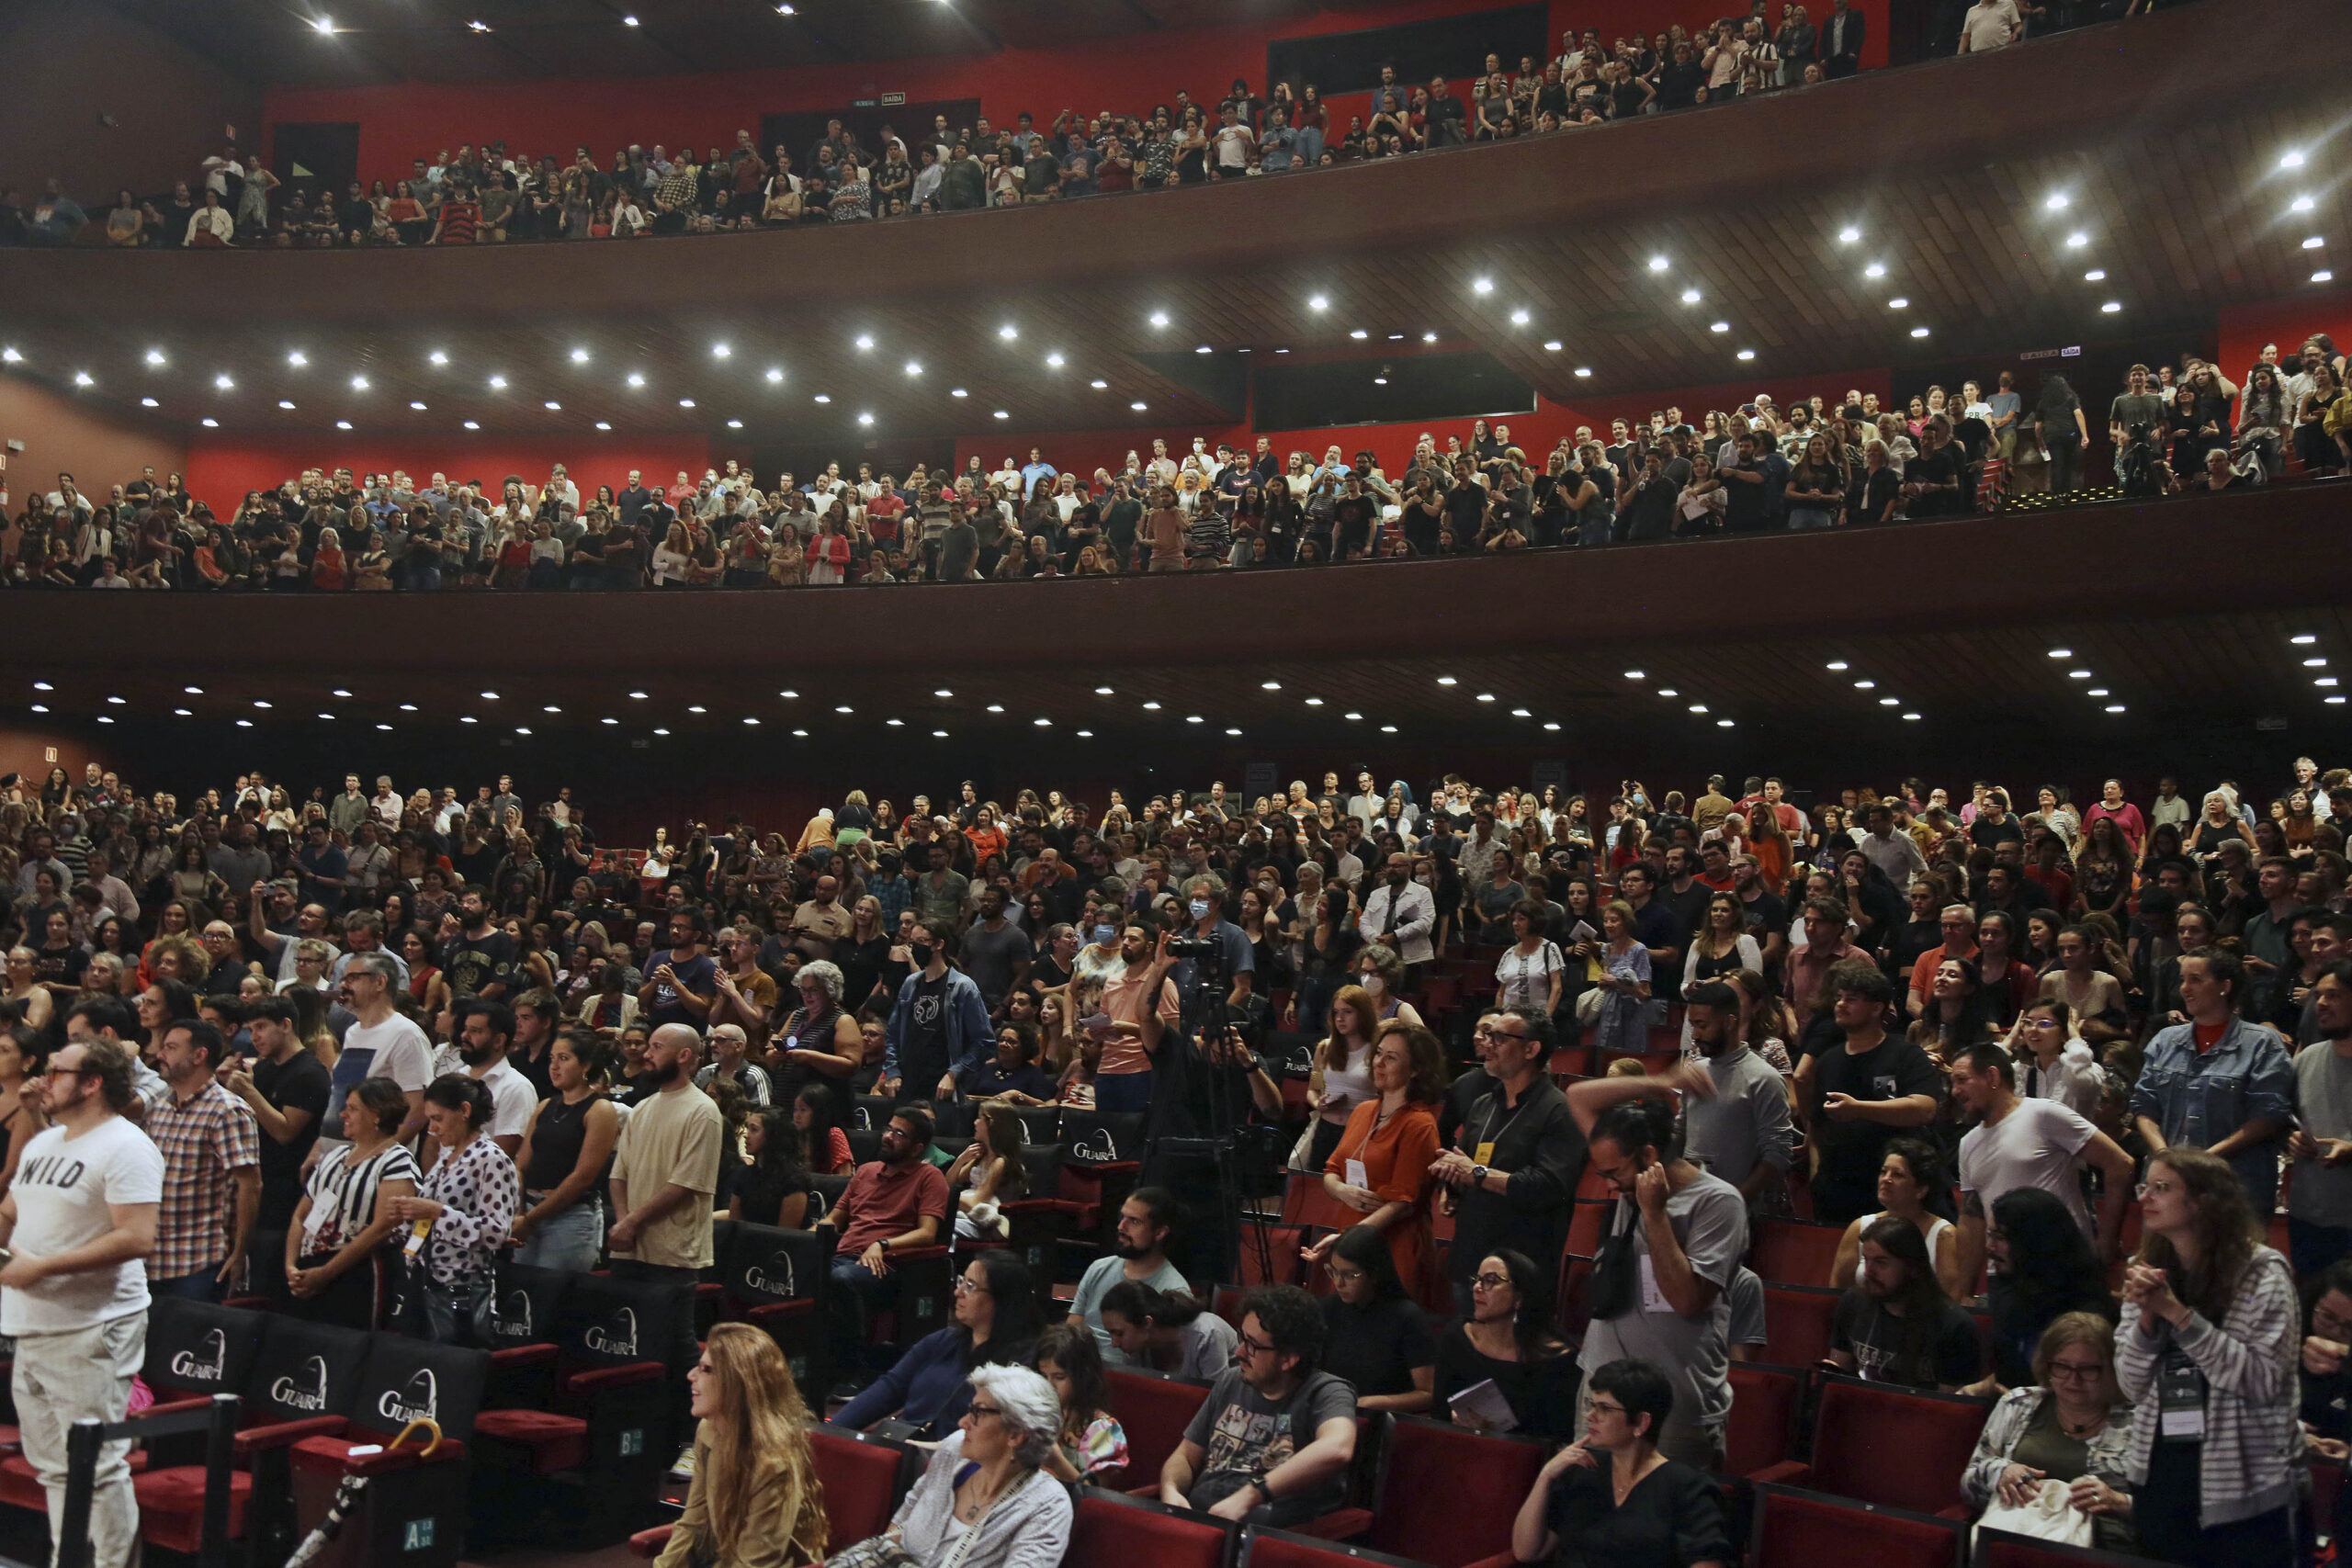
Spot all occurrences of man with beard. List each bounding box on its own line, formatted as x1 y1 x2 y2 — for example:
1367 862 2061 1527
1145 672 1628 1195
323 953 432 1147
441 886 516 1002
0 1037 164 1568
608 1023 722 1289
1067 1188 1189 1365
1827 1213 1982 1390
2288 962 2352 1279
638 908 718 1031
452 999 537 1160
825 1106 949 1390
1679 983 1793 1216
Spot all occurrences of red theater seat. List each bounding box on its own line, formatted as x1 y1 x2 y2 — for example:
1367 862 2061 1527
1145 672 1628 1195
1750 1219 1848 1286
131 1464 254 1555
1749 1483 1964 1568
1759 1283 1842 1369
809 1428 913 1547
1069 1489 1237 1568
1973 1526 2154 1568
1361 1416 1548 1568
1748 1374 1989 1517
1725 1362 1804 1479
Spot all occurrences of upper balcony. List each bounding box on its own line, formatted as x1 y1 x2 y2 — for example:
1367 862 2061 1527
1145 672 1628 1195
0 0 2336 448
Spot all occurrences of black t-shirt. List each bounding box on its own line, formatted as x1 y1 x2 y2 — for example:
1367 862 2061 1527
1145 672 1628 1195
442 926 517 998
1737 888 1788 938
899 973 952 1088
251 1050 334 1226
1319 1293 1436 1400
1544 1457 1729 1568
1809 1033 1945 1200
967 1059 1057 1100
1832 1291 1982 1389
1968 814 2025 851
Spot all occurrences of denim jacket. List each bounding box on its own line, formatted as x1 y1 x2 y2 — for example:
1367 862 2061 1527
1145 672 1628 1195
2129 1016 2295 1209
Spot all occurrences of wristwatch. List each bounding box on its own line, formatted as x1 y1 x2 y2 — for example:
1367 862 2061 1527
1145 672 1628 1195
1470 1164 1489 1188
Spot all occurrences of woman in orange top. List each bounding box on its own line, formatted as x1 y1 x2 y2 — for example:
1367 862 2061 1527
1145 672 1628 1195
1307 1020 1450 1311
311 527 347 591
1747 807 1792 890
964 805 1009 867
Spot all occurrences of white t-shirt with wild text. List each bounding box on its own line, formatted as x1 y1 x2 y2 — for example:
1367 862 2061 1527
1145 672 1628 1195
3 1117 165 1335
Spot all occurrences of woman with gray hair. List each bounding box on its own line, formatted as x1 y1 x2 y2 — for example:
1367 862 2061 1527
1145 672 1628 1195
835 1363 1071 1568
768 957 863 1106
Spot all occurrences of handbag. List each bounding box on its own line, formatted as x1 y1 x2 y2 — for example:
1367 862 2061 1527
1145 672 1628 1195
1583 1200 1641 1322
1977 1479 2094 1547
1575 987 1606 1028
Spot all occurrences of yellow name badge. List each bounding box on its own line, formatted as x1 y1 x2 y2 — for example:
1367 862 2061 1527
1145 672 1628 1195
1473 1142 1496 1166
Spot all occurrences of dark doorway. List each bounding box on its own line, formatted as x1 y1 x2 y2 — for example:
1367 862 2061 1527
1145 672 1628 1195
760 99 981 172
273 122 359 203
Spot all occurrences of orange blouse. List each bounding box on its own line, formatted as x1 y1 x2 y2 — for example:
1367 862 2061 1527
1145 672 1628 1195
1323 1097 1445 1311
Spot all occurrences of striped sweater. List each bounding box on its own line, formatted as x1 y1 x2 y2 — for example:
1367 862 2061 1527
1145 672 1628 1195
2116 1244 2301 1528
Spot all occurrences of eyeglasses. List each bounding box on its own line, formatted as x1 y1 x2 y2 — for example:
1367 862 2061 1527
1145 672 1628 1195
1236 1332 1277 1357
963 1402 1003 1422
954 1277 991 1294
2046 1360 2105 1382
2135 1180 2177 1200
1471 1273 1512 1291
1588 1399 1627 1418
42 1066 91 1081
1324 1265 1365 1285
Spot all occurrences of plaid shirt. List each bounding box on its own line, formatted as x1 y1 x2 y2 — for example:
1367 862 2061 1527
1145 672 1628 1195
869 872 915 931
147 1080 261 1280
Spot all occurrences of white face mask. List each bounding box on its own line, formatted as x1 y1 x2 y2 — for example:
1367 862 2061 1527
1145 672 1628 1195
1361 974 1385 996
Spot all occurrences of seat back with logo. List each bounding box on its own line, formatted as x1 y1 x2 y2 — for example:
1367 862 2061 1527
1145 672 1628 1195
349 1337 491 1446
250 1317 369 1427
1059 1110 1144 1168
720 1223 826 1309
143 1298 267 1402
560 1271 689 1376
851 1095 897 1134
488 1261 573 1351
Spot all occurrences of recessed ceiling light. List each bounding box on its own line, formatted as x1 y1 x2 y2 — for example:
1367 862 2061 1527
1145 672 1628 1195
711 343 730 358
144 348 166 367
1147 312 1167 328
2292 634 2320 645
2065 232 2088 248
107 695 128 705
600 716 617 725
1141 701 1160 710
903 360 922 377
1089 379 1108 389
1838 227 1860 243
544 400 561 410
1854 680 1875 689
2085 268 2107 281
1095 686 1114 695
2307 237 2327 250
174 708 191 716
1348 330 1368 341
836 704 854 714
1543 721 1560 731
726 419 741 429
1472 277 1495 295
1 347 19 363
400 703 418 712
595 421 611 431
1679 288 1702 304
2331 696 2349 705
277 399 294 409
993 410 1008 419
950 388 968 398
1475 693 1496 703
1304 697 1323 706
1307 295 1329 310
429 350 448 365
31 682 52 692
201 417 218 427
1736 349 1756 361
1864 263 1886 279
334 419 350 429
1647 255 1668 272
458 716 479 725
780 690 798 699
687 705 706 714
1623 670 1645 680
462 420 478 430
986 704 1005 714
854 334 874 351
487 374 505 389
1045 353 1064 368
1911 326 1931 337
28 705 46 715
2305 657 2329 668
2282 150 2307 169
287 351 307 367
2104 704 2127 713
2321 677 2343 688
214 373 234 389
1343 712 1363 721
141 398 159 408
1709 321 1729 333
1422 332 1438 343
1887 297 1908 309
1690 704 1710 714
2317 271 2336 284
1542 341 1562 352
813 394 831 403
410 400 426 410
570 347 591 364
2291 195 2315 213
679 398 695 407
2100 301 2121 313
1198 344 1217 354
1575 366 1592 377
857 412 874 425
1511 707 1532 717
627 372 646 389
1878 697 1900 706
2044 192 2069 210
74 372 94 388
1129 400 1148 412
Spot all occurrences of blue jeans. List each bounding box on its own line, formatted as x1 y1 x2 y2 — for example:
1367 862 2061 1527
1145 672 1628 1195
515 1196 604 1272
150 1268 222 1303
1093 1070 1153 1114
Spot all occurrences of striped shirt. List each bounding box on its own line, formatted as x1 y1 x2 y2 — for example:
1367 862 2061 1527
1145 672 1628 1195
300 1140 421 1257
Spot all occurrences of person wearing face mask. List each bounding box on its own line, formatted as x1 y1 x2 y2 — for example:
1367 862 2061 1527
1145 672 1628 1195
1359 852 1438 987
1353 945 1427 1031
878 924 992 1104
1171 876 1253 1032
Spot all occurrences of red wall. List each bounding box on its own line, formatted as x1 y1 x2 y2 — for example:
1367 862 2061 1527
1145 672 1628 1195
0 375 187 512
2217 285 2352 384
956 365 1897 488
183 433 712 511
262 0 1888 190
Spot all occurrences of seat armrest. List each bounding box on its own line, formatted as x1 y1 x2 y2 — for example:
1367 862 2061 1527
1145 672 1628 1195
889 1244 950 1265
489 1344 560 1368
1744 1460 1810 1488
235 1416 349 1455
562 1361 665 1394
141 1397 217 1419
743 1299 815 1323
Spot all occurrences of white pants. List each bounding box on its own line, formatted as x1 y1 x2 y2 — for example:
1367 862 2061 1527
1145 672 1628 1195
13 1314 146 1568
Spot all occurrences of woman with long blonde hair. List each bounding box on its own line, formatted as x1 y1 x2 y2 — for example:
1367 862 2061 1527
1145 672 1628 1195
657 1323 828 1568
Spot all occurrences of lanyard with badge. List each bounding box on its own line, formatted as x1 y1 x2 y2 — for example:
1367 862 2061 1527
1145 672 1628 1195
2157 1343 2207 1441
1473 1088 1535 1168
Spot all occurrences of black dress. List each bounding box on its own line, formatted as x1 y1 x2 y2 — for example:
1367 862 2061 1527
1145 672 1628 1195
1320 1293 1436 1401
1433 1322 1583 1441
1542 1459 1731 1568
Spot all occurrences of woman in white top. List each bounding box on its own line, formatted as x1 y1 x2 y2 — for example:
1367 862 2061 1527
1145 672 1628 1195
1306 986 1380 1172
2008 998 2104 1119
1494 901 1565 1019
1829 1137 1964 1299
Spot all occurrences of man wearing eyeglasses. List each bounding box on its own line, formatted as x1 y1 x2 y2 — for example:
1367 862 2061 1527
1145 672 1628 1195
1160 1284 1357 1527
1429 1010 1583 1317
0 1037 164 1568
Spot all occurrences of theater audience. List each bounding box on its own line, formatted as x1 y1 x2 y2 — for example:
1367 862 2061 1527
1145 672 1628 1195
656 1323 829 1568
1962 1314 2135 1553
1508 1357 1733 1568
847 1363 1071 1568
285 1076 418 1328
834 1251 1041 1437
